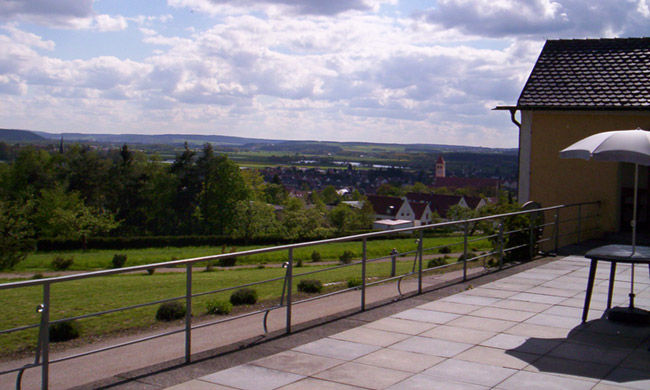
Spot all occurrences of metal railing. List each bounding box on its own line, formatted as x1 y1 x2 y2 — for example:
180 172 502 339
0 201 600 390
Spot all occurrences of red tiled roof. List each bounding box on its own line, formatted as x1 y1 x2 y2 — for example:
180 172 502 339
409 202 428 220
405 192 462 218
518 38 650 109
366 195 404 217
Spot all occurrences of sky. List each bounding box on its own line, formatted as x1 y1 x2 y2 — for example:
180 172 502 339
1 1 649 148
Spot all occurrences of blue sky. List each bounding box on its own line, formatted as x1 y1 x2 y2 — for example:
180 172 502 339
1 0 649 148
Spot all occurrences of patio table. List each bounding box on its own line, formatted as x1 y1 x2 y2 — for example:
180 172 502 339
582 244 650 322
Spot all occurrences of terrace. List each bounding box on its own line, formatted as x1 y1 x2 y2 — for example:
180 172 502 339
3 200 648 389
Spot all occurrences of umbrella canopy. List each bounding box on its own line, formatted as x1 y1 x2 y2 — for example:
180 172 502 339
559 128 650 165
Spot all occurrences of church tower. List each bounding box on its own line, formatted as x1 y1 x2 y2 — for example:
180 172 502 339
435 155 445 178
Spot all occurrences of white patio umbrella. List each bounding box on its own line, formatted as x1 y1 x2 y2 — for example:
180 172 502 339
560 128 649 318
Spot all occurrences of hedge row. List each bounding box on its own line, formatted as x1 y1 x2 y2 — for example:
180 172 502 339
34 228 457 252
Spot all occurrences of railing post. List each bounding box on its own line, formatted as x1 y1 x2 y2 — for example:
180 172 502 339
185 263 192 364
498 218 504 269
554 211 560 254
529 213 535 260
286 248 293 334
361 238 367 311
418 230 424 294
41 283 50 390
463 222 468 281
577 204 582 244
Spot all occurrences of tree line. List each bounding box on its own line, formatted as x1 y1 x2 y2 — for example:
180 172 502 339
0 142 374 269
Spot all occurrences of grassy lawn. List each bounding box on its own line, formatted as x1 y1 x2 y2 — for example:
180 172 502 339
14 236 492 272
0 260 440 357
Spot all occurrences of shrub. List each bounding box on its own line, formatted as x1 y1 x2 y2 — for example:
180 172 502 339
339 250 354 264
347 277 362 288
296 259 304 268
51 255 74 271
311 250 322 262
438 246 451 254
217 257 237 267
112 253 127 268
427 258 447 268
457 252 478 262
32 273 44 280
297 279 322 293
206 300 232 315
146 268 155 275
155 301 186 321
230 288 258 306
49 320 80 342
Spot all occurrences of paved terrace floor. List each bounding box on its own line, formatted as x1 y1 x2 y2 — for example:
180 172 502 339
165 255 650 390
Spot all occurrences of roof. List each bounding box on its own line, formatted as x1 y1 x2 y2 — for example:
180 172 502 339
366 195 404 217
516 38 650 110
436 155 445 164
405 192 462 218
464 196 484 209
408 201 429 220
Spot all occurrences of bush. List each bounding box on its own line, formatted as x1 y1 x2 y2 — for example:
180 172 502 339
297 279 323 293
457 252 478 262
206 300 232 315
217 257 237 267
339 250 354 264
146 268 155 275
438 246 451 254
32 273 44 280
156 301 186 321
49 320 80 342
112 253 127 268
427 258 447 268
51 256 74 271
347 277 362 288
230 288 258 306
311 250 322 262
296 259 304 268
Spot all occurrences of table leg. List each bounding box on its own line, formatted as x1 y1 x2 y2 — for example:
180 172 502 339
582 259 598 322
607 262 616 310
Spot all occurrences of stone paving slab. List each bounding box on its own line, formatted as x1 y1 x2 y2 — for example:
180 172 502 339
169 255 650 390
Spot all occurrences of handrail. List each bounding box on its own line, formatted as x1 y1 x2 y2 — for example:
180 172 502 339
0 200 601 390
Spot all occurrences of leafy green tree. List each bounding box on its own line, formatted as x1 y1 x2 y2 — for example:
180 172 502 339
264 183 288 205
196 154 251 234
229 200 279 242
64 145 111 208
0 199 34 270
320 185 340 205
241 169 267 201
33 186 119 242
6 146 55 199
170 143 201 234
376 183 402 197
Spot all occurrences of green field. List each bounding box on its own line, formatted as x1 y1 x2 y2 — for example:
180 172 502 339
0 259 458 357
14 236 491 272
0 235 493 357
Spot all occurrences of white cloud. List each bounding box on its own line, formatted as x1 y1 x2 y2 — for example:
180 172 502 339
168 0 395 16
419 0 650 38
94 14 128 32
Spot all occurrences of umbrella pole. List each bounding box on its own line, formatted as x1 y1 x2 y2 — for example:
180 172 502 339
629 163 638 308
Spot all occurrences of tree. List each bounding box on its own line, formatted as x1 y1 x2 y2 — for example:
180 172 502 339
33 186 119 243
196 155 251 234
320 185 340 205
0 199 34 270
229 200 279 242
376 183 402 197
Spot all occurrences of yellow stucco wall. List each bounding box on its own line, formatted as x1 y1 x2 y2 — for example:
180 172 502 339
527 111 650 237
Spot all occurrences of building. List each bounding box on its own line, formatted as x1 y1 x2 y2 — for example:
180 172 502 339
497 38 650 237
435 155 446 178
366 195 433 226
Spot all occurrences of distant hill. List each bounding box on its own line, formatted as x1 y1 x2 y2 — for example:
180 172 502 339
32 131 285 146
3 128 517 154
0 129 47 142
